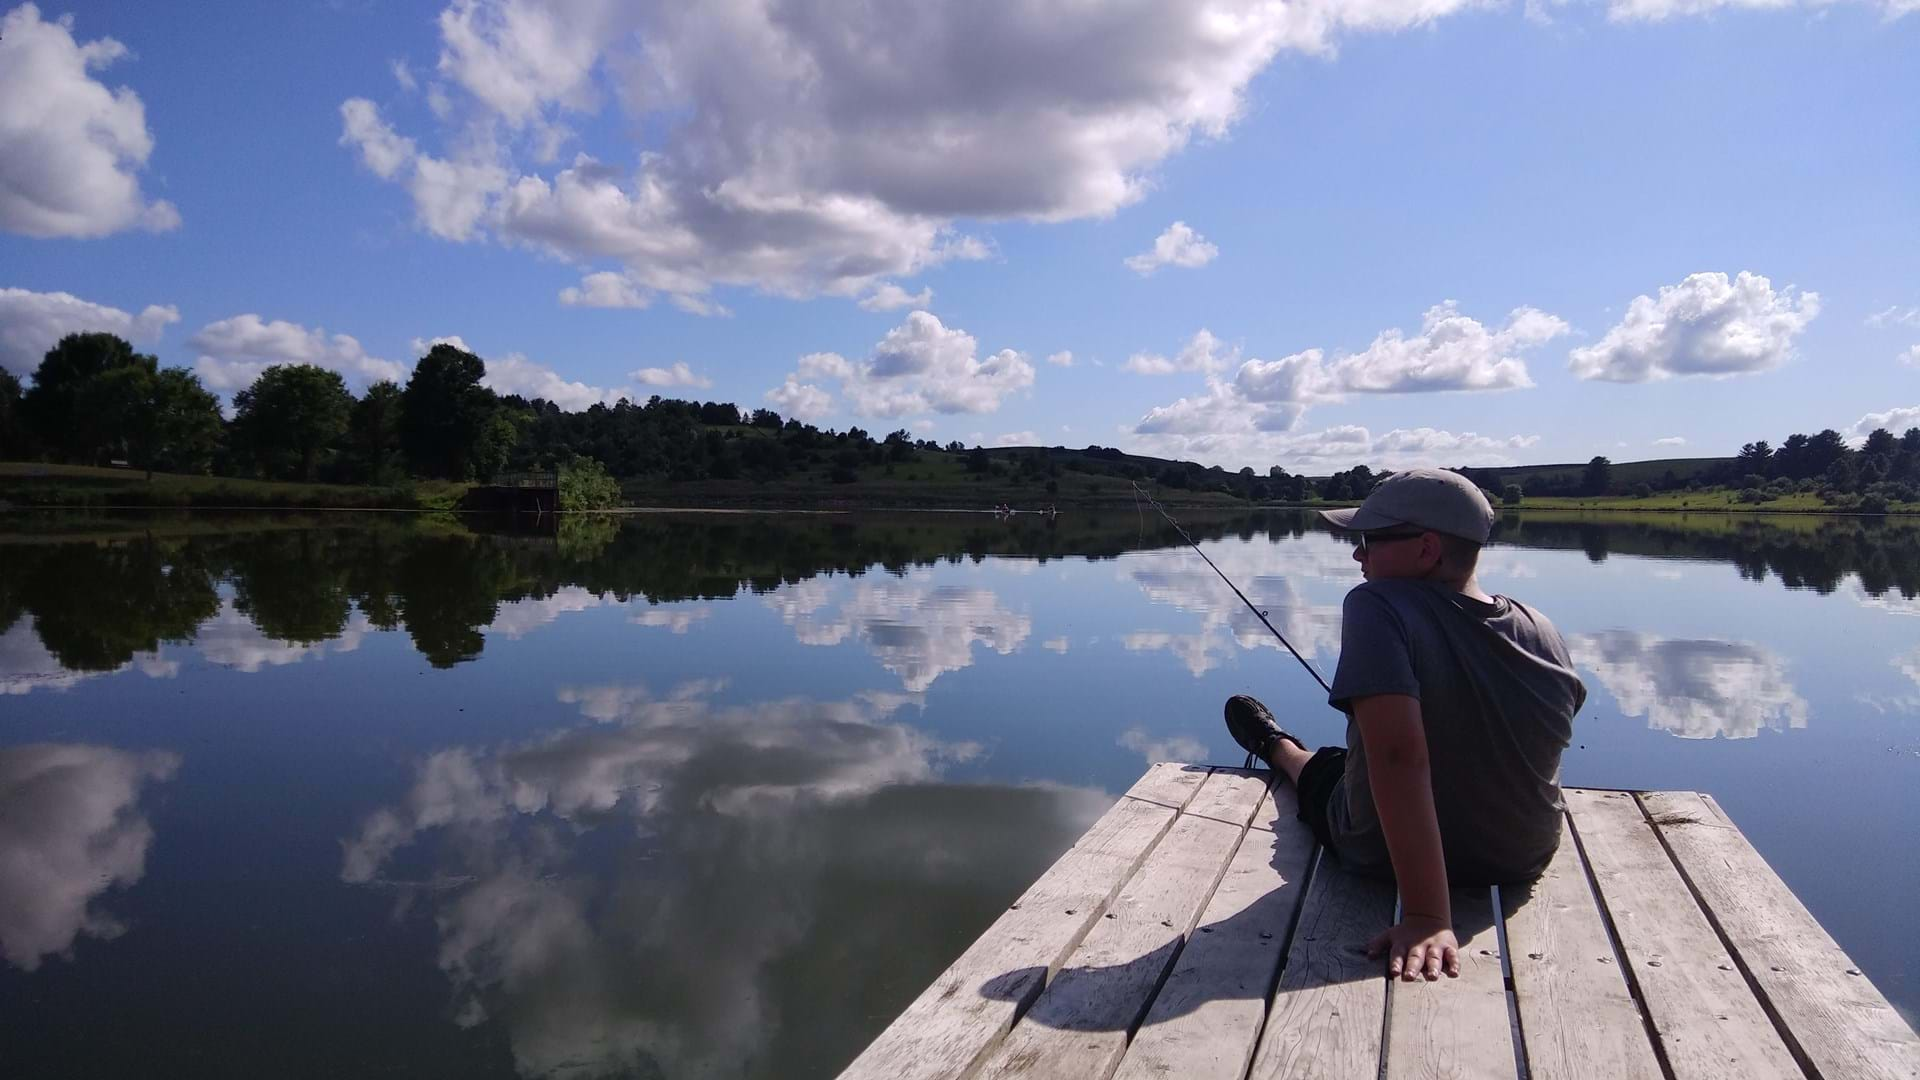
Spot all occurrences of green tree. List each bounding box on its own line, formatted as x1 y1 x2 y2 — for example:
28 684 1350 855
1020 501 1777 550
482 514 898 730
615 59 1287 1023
557 455 622 510
0 368 24 457
233 364 353 480
347 379 406 483
401 343 501 479
79 366 224 477
22 332 157 462
1583 456 1613 496
1736 440 1773 475
1501 484 1523 506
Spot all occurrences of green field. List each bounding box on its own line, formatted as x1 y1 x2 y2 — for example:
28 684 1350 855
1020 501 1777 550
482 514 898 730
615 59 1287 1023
0 462 470 510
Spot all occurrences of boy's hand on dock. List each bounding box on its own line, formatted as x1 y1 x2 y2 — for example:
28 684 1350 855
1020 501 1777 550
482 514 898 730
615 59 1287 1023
1367 915 1460 981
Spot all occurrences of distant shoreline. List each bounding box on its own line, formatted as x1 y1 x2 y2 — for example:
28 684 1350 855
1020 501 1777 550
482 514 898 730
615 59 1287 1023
3 460 1915 517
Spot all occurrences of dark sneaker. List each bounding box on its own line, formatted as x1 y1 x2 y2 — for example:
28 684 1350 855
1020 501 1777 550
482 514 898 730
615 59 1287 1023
1224 695 1307 770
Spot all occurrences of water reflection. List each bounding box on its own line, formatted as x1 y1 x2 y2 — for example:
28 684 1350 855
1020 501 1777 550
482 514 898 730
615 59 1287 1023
1569 630 1810 739
765 578 1031 691
340 681 1107 1079
2 510 1916 681
0 619 175 694
1122 544 1345 677
0 744 179 971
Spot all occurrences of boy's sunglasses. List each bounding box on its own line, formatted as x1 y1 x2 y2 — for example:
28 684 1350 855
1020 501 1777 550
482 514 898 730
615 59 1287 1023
1353 529 1428 555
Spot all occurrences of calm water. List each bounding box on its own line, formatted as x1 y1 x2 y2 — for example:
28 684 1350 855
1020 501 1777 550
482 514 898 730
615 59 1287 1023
2 509 1916 1077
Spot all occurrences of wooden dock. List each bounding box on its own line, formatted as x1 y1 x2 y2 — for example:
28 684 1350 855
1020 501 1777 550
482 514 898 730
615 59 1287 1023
840 763 1918 1080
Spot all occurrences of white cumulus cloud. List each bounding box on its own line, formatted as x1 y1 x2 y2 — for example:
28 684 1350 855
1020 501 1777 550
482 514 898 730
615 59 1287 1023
628 362 711 389
1328 303 1563 395
1569 271 1819 382
1124 221 1218 275
0 287 179 377
1652 436 1687 447
339 1 1488 311
858 284 933 312
1045 351 1074 368
1129 303 1560 465
188 314 407 395
765 378 833 423
482 352 628 409
0 5 180 238
557 270 651 309
771 311 1033 421
1902 345 1920 368
1849 406 1920 439
1125 329 1237 376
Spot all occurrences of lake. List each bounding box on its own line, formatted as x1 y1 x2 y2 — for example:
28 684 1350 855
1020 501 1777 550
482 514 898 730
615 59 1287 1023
2 508 1916 1078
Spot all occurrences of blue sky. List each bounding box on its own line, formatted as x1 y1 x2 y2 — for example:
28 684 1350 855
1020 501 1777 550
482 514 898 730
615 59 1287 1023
2 0 1916 470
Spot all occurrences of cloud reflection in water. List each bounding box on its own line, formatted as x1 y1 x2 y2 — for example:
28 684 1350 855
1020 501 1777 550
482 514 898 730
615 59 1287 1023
1122 544 1345 677
764 577 1031 691
1569 630 1809 739
340 682 1108 1079
0 619 177 694
0 744 180 971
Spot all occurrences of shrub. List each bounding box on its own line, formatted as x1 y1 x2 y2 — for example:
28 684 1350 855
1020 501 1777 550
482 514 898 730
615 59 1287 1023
558 456 622 510
1737 488 1767 504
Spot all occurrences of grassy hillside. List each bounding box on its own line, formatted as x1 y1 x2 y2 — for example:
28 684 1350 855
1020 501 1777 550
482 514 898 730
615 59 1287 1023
1471 457 1731 489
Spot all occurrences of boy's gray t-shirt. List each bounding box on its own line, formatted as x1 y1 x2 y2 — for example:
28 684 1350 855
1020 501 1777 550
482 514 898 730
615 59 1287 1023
1325 579 1586 885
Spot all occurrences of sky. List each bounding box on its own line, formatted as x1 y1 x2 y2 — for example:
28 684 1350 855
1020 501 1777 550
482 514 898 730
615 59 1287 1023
2 0 1917 471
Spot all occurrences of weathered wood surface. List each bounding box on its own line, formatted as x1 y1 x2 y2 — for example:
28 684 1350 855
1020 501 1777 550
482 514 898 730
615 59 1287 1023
1501 817 1664 1080
1114 780 1313 1080
1567 787 1803 1078
837 762 1206 1080
840 774 1918 1080
1246 856 1394 1080
1383 885 1516 1080
975 769 1269 1080
1642 790 1920 1080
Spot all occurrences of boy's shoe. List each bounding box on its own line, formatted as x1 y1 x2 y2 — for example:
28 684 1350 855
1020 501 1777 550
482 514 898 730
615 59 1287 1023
1224 695 1308 771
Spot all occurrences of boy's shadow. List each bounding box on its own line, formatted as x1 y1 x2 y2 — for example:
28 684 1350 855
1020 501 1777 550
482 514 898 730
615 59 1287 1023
977 805 1508 1035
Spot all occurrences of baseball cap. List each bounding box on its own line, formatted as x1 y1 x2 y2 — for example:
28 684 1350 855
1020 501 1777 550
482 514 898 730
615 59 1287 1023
1318 467 1495 543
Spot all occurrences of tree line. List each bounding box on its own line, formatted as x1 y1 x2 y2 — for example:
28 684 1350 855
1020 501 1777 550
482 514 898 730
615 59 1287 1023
4 331 1918 510
0 332 951 487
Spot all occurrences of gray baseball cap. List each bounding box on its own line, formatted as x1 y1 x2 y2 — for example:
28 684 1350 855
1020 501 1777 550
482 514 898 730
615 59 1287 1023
1318 467 1496 543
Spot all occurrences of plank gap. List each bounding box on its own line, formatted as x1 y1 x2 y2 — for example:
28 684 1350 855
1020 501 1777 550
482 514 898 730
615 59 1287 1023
1236 843 1324 1080
1492 884 1533 1080
1565 804 1679 1080
1631 793 1821 1080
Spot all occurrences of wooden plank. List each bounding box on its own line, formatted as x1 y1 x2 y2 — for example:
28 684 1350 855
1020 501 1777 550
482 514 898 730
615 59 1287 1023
838 763 1208 1080
1383 885 1516 1079
972 768 1269 1080
1247 855 1396 1080
1565 788 1802 1079
1641 790 1920 1080
1114 779 1317 1080
1502 815 1664 1080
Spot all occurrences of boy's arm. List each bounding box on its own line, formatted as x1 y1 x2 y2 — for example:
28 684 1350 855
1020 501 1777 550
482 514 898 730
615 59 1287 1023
1353 692 1460 981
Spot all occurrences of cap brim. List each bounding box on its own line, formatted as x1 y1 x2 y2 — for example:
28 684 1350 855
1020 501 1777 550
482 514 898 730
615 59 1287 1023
1317 506 1406 532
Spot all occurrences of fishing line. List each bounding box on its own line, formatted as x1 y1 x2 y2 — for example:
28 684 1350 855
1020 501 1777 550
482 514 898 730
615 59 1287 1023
1131 481 1332 695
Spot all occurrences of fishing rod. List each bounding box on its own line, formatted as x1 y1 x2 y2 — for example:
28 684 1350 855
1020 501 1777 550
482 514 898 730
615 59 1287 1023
1131 481 1332 695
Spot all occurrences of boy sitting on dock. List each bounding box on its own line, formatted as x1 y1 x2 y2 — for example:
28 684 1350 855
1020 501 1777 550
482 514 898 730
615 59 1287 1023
1224 468 1586 985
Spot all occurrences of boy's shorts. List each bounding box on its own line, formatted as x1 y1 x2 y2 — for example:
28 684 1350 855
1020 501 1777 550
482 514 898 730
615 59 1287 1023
1293 745 1348 851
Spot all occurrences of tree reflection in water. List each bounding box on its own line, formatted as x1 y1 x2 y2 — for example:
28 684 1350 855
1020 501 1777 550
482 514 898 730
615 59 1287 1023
0 508 1914 675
